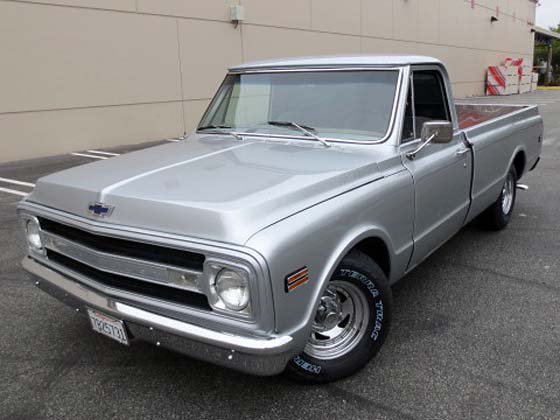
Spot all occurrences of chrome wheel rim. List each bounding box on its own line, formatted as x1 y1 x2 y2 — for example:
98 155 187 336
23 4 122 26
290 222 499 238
501 174 515 215
305 281 370 360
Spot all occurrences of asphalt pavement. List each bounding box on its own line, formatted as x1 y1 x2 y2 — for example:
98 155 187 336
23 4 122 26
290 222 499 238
1 92 559 420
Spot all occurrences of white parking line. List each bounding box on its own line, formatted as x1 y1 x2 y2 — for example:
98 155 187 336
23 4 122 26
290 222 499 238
0 186 28 197
86 150 120 156
70 153 109 160
0 177 35 188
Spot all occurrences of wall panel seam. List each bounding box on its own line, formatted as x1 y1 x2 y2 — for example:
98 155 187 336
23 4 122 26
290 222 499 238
238 21 534 56
359 0 363 53
240 19 246 62
1 0 231 23
2 0 536 30
0 99 217 116
175 18 187 134
470 0 535 23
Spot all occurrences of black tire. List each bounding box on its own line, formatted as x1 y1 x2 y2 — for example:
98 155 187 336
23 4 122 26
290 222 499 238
480 165 517 231
285 250 392 383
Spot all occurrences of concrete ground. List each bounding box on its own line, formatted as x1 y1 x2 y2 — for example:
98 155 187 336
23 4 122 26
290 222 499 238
1 91 559 420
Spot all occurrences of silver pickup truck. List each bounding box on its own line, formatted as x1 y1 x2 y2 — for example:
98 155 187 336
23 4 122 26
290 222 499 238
18 56 542 383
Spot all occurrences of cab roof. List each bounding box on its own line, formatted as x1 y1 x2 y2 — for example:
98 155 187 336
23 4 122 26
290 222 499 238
229 55 442 71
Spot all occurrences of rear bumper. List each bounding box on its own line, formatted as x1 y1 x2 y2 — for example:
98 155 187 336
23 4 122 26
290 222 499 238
22 257 294 376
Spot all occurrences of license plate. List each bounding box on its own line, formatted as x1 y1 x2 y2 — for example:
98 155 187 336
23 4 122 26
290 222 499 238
87 309 129 345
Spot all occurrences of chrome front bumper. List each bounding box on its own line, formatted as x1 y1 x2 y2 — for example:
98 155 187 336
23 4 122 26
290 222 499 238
23 257 294 376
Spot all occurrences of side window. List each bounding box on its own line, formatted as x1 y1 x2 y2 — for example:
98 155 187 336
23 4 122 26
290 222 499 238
401 85 415 143
412 70 450 138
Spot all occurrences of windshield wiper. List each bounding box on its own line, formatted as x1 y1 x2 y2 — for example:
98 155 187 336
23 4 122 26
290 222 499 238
198 124 233 130
197 124 243 141
268 121 330 148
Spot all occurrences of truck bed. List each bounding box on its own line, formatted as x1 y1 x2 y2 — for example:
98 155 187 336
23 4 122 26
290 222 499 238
455 102 542 225
456 104 529 130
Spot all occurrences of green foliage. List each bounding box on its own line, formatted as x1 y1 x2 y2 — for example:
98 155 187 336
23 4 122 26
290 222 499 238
534 25 560 85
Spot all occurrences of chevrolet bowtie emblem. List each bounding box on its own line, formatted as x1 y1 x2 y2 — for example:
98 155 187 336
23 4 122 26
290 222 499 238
88 202 114 217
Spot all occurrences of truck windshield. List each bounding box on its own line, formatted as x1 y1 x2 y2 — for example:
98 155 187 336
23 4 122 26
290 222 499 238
198 70 400 142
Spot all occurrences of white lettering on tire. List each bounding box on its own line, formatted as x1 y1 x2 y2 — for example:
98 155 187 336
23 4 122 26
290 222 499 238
340 269 380 298
293 356 322 374
341 269 384 341
371 301 384 341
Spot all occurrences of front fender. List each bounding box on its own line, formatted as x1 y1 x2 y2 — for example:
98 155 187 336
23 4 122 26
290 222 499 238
245 170 414 351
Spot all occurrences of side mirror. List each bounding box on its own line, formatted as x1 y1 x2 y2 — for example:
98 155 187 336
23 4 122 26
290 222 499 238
406 120 454 160
421 121 453 144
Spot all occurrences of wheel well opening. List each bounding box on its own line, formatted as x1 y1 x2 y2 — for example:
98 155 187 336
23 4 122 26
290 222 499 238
353 237 391 279
513 152 526 180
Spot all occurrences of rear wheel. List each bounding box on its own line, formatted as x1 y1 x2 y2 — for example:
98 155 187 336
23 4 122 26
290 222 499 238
285 250 392 383
480 165 517 231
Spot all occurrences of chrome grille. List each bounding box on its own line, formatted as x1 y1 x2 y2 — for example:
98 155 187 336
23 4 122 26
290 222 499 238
46 250 211 309
37 217 210 309
38 217 205 271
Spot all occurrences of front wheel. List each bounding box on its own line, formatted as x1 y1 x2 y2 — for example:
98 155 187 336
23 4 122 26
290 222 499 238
285 250 392 383
480 165 517 231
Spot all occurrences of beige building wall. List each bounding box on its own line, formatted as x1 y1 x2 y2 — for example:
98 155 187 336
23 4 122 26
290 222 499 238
0 0 537 162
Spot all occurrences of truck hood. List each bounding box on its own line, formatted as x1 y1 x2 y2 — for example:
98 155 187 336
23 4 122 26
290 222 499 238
29 134 387 244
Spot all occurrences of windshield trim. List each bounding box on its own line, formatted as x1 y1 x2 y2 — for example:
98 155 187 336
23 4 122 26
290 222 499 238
197 67 404 145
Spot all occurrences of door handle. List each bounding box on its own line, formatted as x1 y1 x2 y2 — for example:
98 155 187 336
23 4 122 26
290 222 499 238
456 148 470 157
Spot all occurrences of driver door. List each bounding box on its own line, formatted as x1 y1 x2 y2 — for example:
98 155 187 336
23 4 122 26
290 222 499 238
401 68 472 269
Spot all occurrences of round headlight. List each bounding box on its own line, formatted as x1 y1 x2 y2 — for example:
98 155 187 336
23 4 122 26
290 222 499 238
26 218 43 251
215 269 250 311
